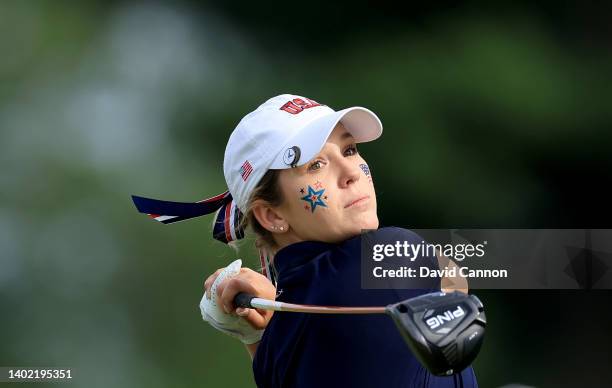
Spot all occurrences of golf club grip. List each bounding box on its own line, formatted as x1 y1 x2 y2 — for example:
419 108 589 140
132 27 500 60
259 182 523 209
234 292 255 308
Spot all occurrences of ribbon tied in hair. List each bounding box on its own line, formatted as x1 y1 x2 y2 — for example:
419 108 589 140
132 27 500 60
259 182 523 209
131 191 244 244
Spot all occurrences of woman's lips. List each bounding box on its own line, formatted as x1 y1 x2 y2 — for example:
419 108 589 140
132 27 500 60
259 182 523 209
345 195 370 208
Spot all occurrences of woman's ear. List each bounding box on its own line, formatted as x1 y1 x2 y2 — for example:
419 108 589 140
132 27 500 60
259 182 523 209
251 199 288 233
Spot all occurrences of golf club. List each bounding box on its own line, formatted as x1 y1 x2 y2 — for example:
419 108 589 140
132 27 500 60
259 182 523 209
234 291 486 376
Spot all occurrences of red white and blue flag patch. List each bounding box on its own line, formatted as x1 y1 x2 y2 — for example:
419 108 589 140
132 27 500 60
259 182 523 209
240 160 253 181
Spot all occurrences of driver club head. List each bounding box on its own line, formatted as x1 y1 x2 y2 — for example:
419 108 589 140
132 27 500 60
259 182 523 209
386 291 486 376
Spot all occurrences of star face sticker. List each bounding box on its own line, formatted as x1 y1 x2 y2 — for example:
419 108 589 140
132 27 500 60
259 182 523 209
300 185 327 213
313 180 323 190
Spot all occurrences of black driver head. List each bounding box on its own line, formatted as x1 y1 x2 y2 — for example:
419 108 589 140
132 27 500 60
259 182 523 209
386 291 486 376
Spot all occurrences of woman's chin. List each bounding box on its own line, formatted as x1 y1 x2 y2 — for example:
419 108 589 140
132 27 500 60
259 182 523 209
352 213 379 232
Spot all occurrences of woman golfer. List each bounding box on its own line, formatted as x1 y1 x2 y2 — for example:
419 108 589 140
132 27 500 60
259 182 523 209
134 94 477 387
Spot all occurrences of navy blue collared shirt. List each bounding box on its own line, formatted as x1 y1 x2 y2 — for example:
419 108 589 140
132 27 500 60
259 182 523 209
253 227 478 388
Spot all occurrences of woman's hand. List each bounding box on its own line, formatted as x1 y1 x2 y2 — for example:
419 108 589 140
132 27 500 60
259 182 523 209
204 266 276 330
436 252 469 294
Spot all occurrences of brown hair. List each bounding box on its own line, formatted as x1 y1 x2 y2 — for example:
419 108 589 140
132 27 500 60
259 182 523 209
239 169 284 252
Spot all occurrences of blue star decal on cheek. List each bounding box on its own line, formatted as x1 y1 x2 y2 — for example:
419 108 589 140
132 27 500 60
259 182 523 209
300 185 327 213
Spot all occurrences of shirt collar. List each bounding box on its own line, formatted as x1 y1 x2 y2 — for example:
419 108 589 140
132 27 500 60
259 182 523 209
271 230 369 283
272 240 336 280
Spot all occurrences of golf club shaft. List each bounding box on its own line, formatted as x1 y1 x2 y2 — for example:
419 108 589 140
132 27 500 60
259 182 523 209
234 292 386 314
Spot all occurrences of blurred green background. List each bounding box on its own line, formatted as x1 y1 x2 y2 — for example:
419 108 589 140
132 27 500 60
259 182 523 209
1 1 611 387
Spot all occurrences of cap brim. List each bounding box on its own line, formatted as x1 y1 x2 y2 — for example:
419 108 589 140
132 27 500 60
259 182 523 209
269 107 383 169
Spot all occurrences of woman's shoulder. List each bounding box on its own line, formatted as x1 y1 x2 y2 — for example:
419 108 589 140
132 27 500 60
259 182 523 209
342 226 426 250
374 226 424 241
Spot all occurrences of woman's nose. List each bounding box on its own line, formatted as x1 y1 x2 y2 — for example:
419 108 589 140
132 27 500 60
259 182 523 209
339 159 361 188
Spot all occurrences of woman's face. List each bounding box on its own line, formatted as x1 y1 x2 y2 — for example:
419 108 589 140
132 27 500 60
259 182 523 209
275 123 379 245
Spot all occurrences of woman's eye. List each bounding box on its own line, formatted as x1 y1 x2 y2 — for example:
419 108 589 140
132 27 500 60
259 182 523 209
308 161 323 171
344 145 359 156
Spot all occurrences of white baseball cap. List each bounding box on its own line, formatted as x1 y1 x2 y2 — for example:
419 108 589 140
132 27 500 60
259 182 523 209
223 94 383 212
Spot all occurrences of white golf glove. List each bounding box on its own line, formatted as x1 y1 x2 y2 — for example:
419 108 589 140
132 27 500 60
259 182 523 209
199 259 264 345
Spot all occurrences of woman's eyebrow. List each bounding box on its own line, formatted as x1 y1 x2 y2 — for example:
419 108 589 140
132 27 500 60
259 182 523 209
305 132 355 168
341 132 353 140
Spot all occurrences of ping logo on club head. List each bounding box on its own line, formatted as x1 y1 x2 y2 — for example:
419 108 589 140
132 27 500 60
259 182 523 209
424 305 465 330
